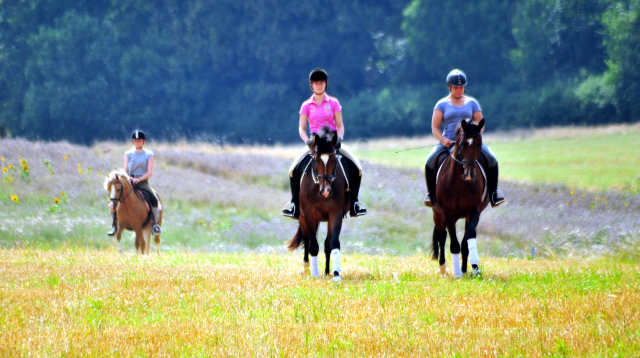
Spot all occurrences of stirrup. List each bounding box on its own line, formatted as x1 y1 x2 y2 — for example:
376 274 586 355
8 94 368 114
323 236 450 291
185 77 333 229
282 202 299 219
490 191 506 207
107 227 117 236
353 201 367 216
152 224 162 235
423 193 434 208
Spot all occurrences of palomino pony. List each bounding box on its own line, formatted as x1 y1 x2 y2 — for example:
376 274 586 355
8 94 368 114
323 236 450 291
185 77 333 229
103 170 162 254
432 119 489 277
288 128 350 282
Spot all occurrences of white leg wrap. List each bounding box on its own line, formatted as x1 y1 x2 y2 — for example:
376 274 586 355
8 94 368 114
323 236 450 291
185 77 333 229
468 239 479 266
310 256 320 277
451 253 462 278
331 249 341 274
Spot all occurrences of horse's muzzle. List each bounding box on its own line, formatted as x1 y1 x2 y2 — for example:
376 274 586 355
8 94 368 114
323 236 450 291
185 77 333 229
463 165 476 181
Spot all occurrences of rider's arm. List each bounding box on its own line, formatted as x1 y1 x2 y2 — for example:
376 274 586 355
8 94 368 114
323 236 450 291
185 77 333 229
140 156 154 181
473 110 484 133
334 111 345 138
299 114 310 144
432 110 453 147
123 154 129 174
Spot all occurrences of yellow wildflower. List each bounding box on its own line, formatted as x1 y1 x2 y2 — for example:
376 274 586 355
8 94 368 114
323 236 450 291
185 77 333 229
11 195 18 203
2 167 6 173
570 190 574 195
77 163 81 167
78 168 82 173
20 159 26 166
6 177 13 183
22 165 29 171
0 158 4 162
64 156 69 160
54 198 61 205
8 164 12 169
60 191 66 196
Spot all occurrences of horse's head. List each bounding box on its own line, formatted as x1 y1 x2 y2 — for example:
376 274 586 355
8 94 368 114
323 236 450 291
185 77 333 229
311 126 338 198
103 170 132 202
454 118 485 181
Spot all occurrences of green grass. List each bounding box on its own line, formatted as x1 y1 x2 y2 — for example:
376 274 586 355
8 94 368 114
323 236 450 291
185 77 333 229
359 129 640 192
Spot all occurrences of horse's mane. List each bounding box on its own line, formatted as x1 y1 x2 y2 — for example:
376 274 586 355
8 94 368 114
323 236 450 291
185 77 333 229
102 169 130 190
314 126 336 155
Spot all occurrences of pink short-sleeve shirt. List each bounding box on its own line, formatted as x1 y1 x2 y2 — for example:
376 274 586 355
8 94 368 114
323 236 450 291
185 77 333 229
299 94 341 133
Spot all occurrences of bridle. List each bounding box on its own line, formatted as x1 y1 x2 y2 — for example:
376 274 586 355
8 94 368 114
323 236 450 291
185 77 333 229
109 178 133 204
450 131 481 169
311 152 338 185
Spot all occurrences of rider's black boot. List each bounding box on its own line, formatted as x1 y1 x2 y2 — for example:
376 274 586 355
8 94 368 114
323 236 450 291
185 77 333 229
347 160 367 217
424 164 437 207
487 165 506 207
283 173 300 219
107 211 117 236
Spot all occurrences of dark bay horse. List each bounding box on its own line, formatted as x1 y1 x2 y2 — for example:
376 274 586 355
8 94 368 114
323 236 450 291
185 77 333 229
287 128 349 282
432 119 489 278
104 170 162 254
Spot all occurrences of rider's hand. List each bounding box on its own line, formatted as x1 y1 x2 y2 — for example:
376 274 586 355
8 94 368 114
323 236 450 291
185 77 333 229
132 178 139 184
335 136 343 150
306 139 313 149
442 138 453 148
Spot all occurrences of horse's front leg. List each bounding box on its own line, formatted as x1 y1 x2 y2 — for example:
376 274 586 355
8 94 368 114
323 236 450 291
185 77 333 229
328 213 344 282
446 217 462 278
463 210 481 276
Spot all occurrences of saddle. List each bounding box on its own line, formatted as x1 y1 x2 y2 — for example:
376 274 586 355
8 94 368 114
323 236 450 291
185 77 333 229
133 188 162 212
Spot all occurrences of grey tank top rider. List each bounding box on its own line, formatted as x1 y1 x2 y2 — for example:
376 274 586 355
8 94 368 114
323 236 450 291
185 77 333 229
126 149 154 177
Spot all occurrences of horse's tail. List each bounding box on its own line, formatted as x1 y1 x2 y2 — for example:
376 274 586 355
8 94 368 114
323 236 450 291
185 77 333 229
431 228 440 260
287 226 303 252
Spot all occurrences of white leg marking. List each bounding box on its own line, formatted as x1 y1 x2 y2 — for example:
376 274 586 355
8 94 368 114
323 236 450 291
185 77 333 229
331 249 341 275
468 238 479 266
310 256 320 277
321 155 329 166
451 253 462 278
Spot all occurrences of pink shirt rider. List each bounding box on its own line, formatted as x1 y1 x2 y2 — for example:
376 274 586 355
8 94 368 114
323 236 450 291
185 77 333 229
299 94 341 133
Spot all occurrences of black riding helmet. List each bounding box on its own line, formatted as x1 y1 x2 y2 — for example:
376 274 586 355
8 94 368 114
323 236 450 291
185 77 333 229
132 130 146 140
446 69 467 87
309 68 328 89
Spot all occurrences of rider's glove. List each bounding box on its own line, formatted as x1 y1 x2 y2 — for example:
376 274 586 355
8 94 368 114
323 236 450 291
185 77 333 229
306 139 313 149
335 136 343 150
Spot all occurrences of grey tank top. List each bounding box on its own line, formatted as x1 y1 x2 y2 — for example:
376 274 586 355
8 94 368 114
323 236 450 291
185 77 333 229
434 96 482 140
126 149 154 177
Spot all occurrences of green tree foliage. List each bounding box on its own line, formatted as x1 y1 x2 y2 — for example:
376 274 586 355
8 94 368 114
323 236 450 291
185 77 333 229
511 0 608 85
402 0 517 84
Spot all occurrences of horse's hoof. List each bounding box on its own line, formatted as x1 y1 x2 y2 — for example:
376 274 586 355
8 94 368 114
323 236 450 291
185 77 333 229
471 268 481 277
332 275 342 283
439 265 447 276
301 268 311 276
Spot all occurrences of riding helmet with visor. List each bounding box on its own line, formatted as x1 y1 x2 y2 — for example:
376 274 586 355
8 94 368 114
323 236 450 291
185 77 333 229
132 130 146 140
309 68 328 89
446 69 467 87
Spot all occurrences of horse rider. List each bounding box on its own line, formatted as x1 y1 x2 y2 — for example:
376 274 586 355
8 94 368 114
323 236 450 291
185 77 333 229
107 130 162 236
424 69 506 208
282 68 368 219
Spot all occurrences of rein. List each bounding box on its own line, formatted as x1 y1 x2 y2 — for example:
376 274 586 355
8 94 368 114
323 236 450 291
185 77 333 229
450 131 480 168
110 179 134 204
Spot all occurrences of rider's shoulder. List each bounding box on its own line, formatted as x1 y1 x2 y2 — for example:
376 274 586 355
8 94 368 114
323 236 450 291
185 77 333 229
435 96 451 107
464 95 481 106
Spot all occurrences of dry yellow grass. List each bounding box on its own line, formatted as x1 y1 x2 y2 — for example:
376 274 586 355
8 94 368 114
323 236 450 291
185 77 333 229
0 250 637 357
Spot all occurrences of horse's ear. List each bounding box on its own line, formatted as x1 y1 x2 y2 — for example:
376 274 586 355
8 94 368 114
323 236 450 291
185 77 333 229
478 118 485 131
461 119 469 132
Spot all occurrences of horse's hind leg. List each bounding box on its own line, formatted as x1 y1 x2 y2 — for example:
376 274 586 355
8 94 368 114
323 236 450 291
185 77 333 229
432 212 447 275
446 218 462 278
324 224 332 276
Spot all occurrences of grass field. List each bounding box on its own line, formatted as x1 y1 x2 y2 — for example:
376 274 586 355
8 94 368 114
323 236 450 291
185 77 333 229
357 124 640 192
1 250 638 357
1 125 639 356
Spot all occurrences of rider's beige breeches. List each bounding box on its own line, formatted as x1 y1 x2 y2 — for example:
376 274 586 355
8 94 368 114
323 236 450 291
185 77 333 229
289 144 362 177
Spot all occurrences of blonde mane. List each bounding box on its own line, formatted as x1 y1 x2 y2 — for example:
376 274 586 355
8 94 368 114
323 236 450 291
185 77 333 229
103 169 130 190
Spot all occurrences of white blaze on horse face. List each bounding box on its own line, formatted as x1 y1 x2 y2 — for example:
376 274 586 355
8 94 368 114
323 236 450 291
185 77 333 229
110 185 117 200
467 138 473 146
321 155 329 166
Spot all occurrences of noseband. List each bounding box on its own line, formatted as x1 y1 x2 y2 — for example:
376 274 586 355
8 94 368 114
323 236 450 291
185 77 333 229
110 179 133 203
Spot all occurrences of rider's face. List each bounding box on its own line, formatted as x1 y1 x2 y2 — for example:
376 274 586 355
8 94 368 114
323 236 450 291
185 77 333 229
311 81 327 95
449 85 465 99
132 139 145 149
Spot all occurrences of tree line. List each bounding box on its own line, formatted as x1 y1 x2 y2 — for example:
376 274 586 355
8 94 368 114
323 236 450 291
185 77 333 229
1 0 639 144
